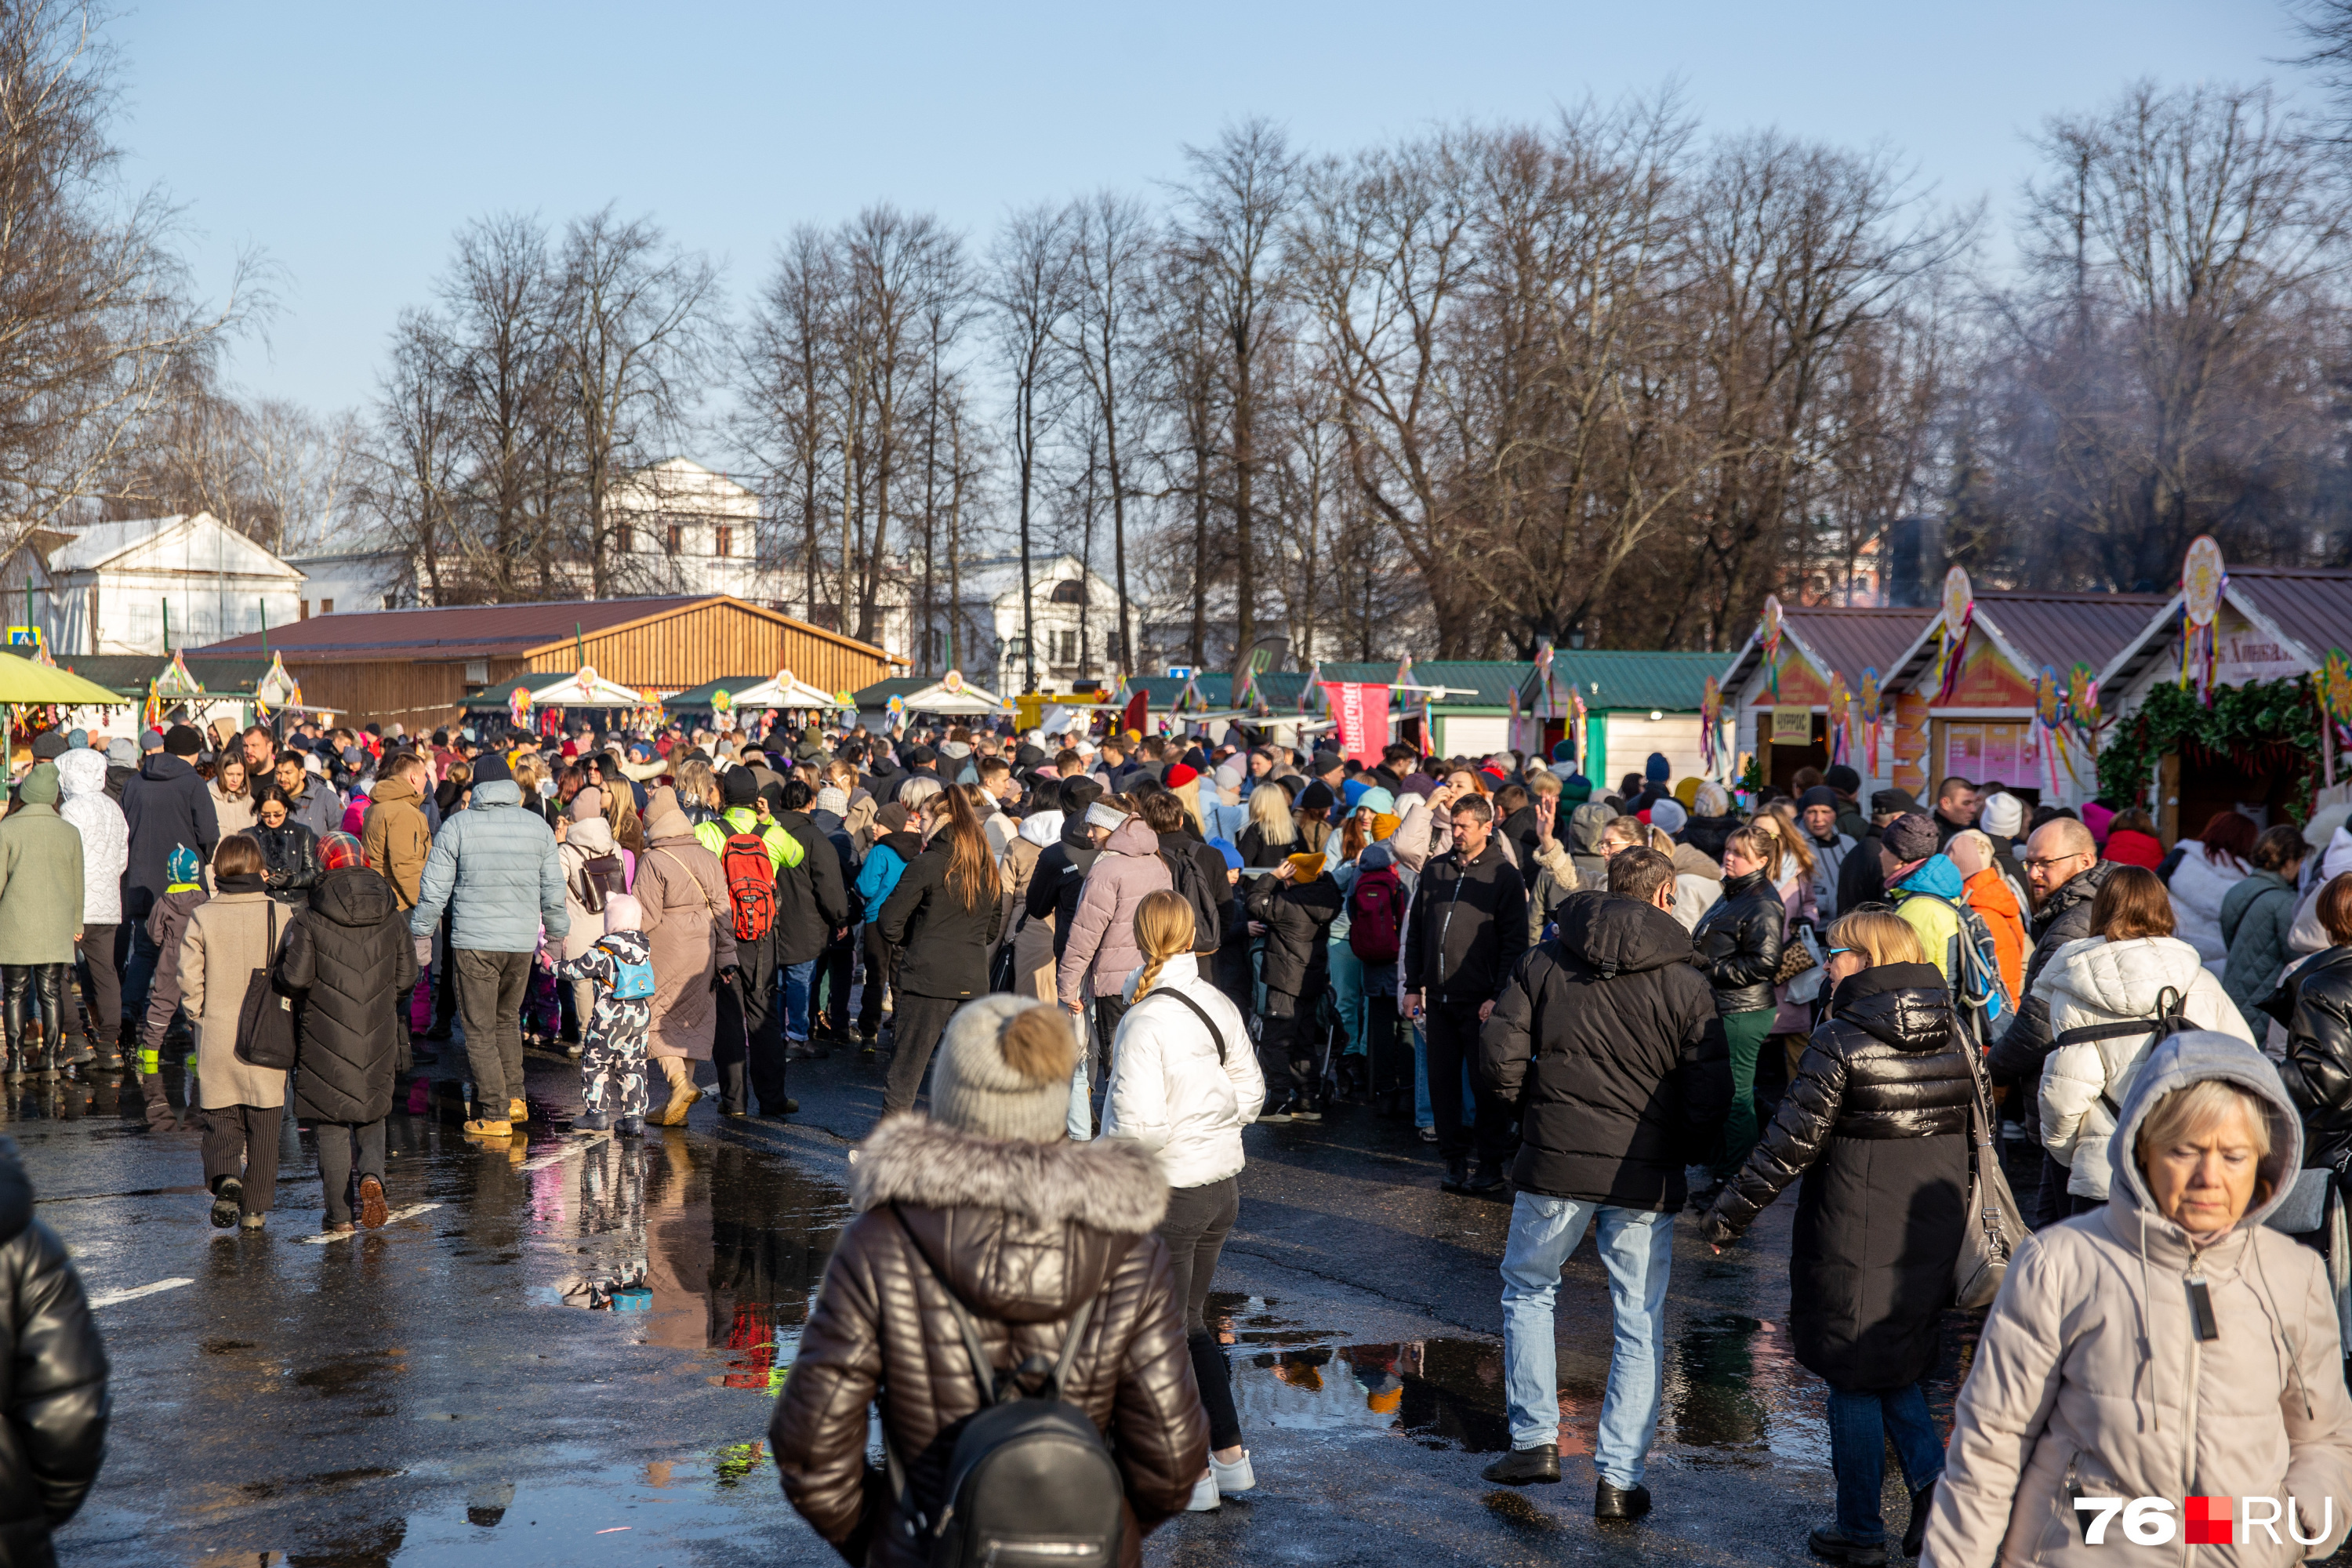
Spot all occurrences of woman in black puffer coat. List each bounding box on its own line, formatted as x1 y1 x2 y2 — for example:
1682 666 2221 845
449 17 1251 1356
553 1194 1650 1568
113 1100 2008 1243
278 836 417 1233
2270 872 2352 1275
1244 852 1345 1120
0 1135 107 1567
1690 824 1785 1181
1703 908 1973 1564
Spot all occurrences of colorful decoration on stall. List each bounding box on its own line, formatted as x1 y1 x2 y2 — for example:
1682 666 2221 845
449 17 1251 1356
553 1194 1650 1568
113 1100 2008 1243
2066 662 2101 750
507 683 530 728
1860 667 1883 779
711 687 734 716
2180 535 2227 706
1699 674 1723 774
252 652 302 723
941 670 967 695
1760 594 1784 700
2322 648 2352 786
2034 666 2067 795
539 705 563 738
1824 670 1852 766
1933 568 1974 704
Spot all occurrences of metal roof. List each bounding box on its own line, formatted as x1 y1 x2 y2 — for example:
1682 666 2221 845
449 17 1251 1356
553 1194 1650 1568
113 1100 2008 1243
1721 606 1936 695
1886 589 2169 695
191 594 892 665
853 676 938 708
664 676 782 711
2097 565 2352 693
1531 650 1726 713
59 654 274 698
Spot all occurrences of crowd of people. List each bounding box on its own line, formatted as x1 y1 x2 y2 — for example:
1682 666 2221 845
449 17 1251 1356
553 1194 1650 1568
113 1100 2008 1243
15 698 2352 1564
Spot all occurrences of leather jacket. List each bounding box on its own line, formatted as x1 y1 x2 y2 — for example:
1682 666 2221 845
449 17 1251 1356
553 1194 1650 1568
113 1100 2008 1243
0 1137 108 1563
1691 868 1785 1014
2275 944 2352 1171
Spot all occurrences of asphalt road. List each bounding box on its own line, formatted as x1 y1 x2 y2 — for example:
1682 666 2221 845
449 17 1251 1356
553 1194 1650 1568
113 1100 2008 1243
22 1030 1996 1567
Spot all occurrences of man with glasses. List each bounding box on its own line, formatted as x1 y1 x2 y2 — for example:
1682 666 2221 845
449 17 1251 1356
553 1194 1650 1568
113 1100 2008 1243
1985 815 2112 1228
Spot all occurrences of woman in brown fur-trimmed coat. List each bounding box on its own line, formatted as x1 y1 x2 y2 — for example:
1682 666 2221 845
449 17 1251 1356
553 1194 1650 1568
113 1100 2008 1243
770 993 1206 1568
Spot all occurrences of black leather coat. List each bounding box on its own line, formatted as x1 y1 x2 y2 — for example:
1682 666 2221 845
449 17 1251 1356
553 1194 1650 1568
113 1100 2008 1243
245 819 319 901
1704 963 1973 1389
2273 945 2352 1171
0 1138 107 1566
1690 868 1785 1014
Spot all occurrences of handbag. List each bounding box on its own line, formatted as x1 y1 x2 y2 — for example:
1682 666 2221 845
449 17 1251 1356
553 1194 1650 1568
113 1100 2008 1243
234 902 299 1071
1773 925 1819 986
1952 1040 2026 1310
1781 926 1828 1005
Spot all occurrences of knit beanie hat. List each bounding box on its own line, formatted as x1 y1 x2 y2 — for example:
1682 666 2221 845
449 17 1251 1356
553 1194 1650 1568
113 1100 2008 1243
1355 786 1396 817
722 768 759 808
167 844 201 886
603 893 644 935
1675 777 1702 810
815 785 849 817
15 763 57 805
165 724 202 757
1361 841 1395 871
1884 811 1940 863
1645 751 1671 784
318 831 367 872
1284 851 1326 881
928 996 1081 1143
1981 791 2026 839
1824 764 1863 795
473 750 514 786
1650 798 1689 834
105 738 136 768
28 731 65 761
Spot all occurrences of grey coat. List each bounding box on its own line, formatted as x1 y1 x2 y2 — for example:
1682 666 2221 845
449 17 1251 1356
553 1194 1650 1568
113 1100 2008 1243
0 804 82 965
2222 867 2300 1034
407 779 568 954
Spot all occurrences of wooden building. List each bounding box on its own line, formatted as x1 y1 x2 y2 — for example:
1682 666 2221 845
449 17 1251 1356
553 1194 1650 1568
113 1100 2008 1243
189 595 902 732
1721 604 1935 794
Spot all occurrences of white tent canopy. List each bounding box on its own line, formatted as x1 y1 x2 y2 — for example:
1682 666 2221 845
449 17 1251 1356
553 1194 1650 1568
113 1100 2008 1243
728 669 848 710
898 670 1005 716
530 668 644 706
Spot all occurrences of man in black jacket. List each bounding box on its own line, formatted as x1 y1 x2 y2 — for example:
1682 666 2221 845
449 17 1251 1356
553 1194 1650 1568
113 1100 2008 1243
1985 815 2112 1227
768 780 850 1073
1836 788 1915 916
0 1135 108 1558
119 724 220 1028
1477 848 1730 1513
1404 794 1527 1193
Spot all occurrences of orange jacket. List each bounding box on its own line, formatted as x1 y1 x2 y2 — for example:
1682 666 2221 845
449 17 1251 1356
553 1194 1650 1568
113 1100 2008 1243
1962 866 2027 1005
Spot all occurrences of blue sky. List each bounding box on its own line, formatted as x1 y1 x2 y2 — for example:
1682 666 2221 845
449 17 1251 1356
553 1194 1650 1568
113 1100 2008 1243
114 1 2312 417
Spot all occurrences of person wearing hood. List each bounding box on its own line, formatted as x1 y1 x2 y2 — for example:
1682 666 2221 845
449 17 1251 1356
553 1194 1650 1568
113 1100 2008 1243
632 785 739 1125
407 748 570 1139
120 723 220 1029
855 800 922 1054
181 835 294 1229
1924 1030 2352 1565
2038 866 2257 1215
555 892 656 1137
555 799 629 1054
769 994 1204 1565
1795 786 1856 920
1705 909 1973 1564
56 748 126 1073
1478 848 1731 1513
0 1133 109 1559
0 763 84 1079
1247 850 1345 1123
1691 823 1786 1186
2222 824 2310 1036
1565 799 1619 890
278 833 417 1235
1058 800 1173 1131
1680 782 1740 864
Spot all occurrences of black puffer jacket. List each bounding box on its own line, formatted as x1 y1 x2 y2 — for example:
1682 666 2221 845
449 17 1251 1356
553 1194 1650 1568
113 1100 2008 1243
280 866 419 1123
245 820 319 901
772 810 851 966
0 1138 108 1565
1987 859 2115 1085
1481 891 1732 1210
1025 819 1102 960
1690 868 1785 1014
1244 869 1342 1012
1681 811 1740 863
1704 963 1973 1390
1401 838 1527 1006
2272 945 2352 1171
121 752 220 922
877 837 1005 1000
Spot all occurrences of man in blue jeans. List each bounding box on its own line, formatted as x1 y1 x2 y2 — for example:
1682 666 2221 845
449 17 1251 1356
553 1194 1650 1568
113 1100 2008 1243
1476 846 1730 1519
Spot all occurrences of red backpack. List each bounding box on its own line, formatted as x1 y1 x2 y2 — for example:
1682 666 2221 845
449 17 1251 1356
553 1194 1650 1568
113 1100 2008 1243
1348 864 1404 965
720 833 776 942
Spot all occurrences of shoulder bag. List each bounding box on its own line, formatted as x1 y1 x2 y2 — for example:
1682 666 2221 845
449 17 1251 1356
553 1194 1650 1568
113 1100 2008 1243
234 902 299 1071
1952 1036 2026 1310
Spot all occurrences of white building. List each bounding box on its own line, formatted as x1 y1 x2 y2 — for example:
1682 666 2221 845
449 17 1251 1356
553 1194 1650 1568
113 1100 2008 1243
897 554 1124 693
606 457 771 600
281 550 419 619
0 513 306 655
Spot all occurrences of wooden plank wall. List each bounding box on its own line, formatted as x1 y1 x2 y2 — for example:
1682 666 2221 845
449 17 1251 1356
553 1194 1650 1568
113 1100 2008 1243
284 658 530 731
524 601 891 693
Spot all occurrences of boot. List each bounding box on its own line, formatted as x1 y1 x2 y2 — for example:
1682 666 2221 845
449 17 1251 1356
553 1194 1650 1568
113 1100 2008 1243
1 965 26 1077
1595 1480 1653 1520
1442 1153 1469 1192
1482 1444 1560 1485
655 1056 701 1127
33 966 64 1079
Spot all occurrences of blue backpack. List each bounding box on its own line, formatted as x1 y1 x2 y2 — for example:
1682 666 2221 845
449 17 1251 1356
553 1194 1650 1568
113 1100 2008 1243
609 949 655 1000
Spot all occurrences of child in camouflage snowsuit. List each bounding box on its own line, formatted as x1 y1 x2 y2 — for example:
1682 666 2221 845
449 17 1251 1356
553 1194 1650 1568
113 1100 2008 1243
555 892 654 1135
136 844 210 1130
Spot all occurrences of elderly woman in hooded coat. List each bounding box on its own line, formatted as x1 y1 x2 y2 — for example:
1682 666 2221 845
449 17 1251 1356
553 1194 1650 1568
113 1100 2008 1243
1923 1031 2352 1565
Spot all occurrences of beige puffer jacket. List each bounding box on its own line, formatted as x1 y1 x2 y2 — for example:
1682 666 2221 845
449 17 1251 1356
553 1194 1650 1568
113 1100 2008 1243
1925 1031 2352 1566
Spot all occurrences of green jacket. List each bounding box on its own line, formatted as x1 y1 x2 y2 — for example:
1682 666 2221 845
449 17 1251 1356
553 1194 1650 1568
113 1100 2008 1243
2220 868 2299 1033
692 805 803 872
0 803 84 964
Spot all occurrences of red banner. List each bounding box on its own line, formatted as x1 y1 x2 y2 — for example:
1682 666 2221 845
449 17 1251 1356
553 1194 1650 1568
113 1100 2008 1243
1323 682 1388 765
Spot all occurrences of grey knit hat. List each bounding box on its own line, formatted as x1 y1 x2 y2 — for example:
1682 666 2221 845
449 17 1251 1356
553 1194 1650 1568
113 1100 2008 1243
928 996 1082 1143
1884 811 1940 864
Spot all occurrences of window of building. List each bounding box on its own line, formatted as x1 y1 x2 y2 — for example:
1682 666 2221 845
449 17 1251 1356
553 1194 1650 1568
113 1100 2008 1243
1054 629 1078 665
666 523 681 555
715 525 731 558
321 597 334 615
1050 579 1087 604
615 524 633 553
298 601 310 621
382 593 396 610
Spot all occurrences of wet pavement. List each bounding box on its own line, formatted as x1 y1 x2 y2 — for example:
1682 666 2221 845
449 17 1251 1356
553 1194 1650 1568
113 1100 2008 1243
21 1036 2006 1566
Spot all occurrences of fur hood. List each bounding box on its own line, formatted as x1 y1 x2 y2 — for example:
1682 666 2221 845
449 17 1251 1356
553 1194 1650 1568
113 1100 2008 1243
850 1112 1168 1235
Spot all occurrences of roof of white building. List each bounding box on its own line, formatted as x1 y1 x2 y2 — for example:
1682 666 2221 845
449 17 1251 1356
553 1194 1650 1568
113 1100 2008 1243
29 514 304 581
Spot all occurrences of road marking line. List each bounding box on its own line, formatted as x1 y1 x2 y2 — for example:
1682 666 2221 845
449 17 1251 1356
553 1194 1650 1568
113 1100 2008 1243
519 1131 609 1171
296 1203 443 1244
89 1277 193 1308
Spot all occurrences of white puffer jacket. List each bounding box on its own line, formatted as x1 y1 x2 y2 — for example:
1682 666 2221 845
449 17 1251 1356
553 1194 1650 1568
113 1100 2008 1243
1103 953 1265 1189
2036 935 2255 1197
2166 839 2247 972
54 748 125 926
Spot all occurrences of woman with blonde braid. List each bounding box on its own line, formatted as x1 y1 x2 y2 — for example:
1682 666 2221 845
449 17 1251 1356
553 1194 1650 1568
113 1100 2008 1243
1105 888 1265 1512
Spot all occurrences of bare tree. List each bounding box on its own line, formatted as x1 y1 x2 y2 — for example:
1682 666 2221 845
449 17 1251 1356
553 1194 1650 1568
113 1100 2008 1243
1061 191 1155 672
989 203 1074 691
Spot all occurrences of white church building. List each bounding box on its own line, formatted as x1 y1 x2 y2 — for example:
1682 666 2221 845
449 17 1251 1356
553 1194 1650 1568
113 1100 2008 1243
0 513 306 655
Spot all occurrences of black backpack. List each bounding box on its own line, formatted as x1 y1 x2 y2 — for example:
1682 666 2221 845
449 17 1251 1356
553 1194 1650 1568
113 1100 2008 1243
1160 844 1224 956
2054 985 2195 1119
885 1209 1123 1568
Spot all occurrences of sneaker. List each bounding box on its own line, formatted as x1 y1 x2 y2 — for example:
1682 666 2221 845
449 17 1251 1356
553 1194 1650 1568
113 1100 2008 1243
463 1117 514 1138
1417 1126 1439 1143
210 1177 242 1229
615 1115 645 1138
1259 1098 1295 1125
1185 1472 1220 1512
507 1097 528 1124
1806 1526 1886 1566
1482 1444 1560 1485
357 1175 389 1230
1208 1451 1255 1495
575 1109 613 1134
1290 1097 1323 1123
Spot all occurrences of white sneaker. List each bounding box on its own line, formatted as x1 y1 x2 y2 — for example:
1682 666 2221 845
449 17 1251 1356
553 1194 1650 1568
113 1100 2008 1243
1185 1471 1220 1512
1209 1450 1255 1494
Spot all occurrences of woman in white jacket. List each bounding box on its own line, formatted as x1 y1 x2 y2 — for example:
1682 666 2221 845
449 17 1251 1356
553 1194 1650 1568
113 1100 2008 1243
2167 809 2256 971
1103 887 1265 1514
2039 865 2255 1213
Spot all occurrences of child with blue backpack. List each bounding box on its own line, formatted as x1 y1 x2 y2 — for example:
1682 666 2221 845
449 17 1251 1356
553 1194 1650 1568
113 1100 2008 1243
554 892 655 1135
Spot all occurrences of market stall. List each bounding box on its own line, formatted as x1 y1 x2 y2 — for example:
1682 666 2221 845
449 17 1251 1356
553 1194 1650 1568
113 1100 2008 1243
1719 600 1935 795
894 670 1007 720
1526 648 1726 786
461 666 651 742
